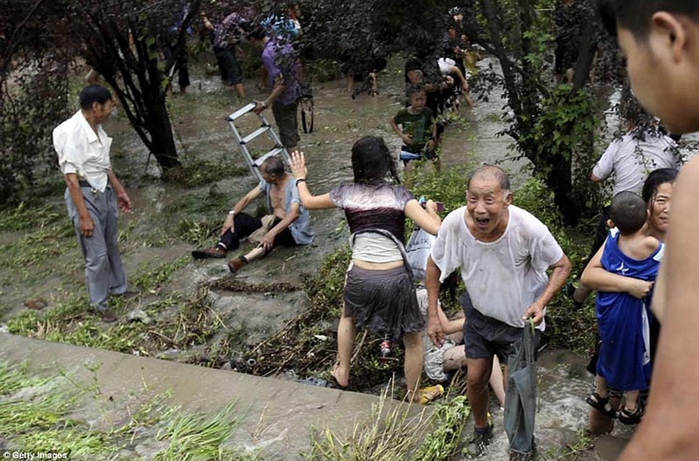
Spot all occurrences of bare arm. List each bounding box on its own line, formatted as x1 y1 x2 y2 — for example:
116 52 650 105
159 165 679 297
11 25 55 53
389 117 412 145
221 186 261 235
523 254 572 325
254 74 286 114
258 202 300 252
288 151 335 210
108 169 131 213
64 173 94 237
581 241 654 298
618 157 699 461
404 199 441 235
425 256 445 347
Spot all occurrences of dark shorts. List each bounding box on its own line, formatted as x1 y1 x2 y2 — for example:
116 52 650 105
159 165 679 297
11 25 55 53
272 100 300 148
461 291 539 363
344 264 424 341
214 46 243 86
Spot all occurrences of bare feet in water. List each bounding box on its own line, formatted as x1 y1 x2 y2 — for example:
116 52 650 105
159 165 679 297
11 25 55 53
331 363 349 387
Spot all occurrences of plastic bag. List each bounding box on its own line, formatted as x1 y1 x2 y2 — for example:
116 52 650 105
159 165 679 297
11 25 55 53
405 227 436 281
504 320 539 456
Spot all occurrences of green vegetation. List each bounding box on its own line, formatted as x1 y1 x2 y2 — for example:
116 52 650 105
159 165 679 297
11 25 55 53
306 384 430 461
0 361 252 460
154 402 246 461
7 284 224 360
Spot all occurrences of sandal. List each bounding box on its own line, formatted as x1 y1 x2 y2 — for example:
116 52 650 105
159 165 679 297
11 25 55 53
585 392 617 418
618 405 642 425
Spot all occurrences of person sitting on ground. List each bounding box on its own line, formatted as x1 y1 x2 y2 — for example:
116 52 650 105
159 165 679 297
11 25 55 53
390 83 439 172
584 191 663 426
415 287 506 408
191 156 313 273
288 136 442 402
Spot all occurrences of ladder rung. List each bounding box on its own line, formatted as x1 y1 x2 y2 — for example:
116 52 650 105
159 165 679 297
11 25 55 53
241 125 271 144
252 148 286 167
227 102 257 121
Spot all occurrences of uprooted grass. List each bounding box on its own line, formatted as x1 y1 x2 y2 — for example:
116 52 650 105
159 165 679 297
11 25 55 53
305 382 432 461
305 379 473 461
6 286 224 359
0 361 256 460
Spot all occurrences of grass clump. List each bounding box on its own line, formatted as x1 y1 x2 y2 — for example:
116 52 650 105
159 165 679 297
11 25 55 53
154 401 244 461
7 286 224 360
0 361 255 460
305 383 430 461
413 395 471 460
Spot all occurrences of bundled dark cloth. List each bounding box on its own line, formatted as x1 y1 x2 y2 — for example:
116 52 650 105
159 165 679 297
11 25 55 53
504 320 540 457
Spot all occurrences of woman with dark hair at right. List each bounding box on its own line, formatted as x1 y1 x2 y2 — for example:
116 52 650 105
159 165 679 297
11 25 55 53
289 136 441 402
581 168 678 434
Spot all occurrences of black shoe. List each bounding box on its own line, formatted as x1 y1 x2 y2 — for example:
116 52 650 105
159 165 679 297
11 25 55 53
192 247 226 259
466 423 493 457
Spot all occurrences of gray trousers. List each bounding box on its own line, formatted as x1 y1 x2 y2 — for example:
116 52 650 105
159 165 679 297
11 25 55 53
65 184 127 311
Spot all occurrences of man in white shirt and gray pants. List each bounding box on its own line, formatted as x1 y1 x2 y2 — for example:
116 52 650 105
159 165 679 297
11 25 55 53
425 165 571 457
53 85 132 322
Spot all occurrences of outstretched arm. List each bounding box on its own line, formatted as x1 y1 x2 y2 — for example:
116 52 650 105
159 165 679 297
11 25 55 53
404 199 441 235
288 151 334 209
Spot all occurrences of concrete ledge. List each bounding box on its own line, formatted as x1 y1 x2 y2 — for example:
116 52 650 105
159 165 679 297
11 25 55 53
0 333 423 459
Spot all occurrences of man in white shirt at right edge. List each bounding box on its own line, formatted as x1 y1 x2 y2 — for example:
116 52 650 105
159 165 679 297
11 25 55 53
425 165 571 458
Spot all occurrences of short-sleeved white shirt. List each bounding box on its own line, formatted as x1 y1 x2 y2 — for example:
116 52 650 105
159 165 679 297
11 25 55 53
592 130 679 196
430 205 564 329
53 110 112 192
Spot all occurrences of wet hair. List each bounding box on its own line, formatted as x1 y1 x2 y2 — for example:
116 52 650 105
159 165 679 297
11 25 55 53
261 156 285 176
406 83 426 99
351 136 400 185
642 167 678 203
79 85 112 110
467 164 511 194
597 0 699 39
404 57 423 83
246 25 267 41
609 191 647 234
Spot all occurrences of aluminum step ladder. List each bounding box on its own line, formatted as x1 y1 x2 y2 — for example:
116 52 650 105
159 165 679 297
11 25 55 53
226 102 290 181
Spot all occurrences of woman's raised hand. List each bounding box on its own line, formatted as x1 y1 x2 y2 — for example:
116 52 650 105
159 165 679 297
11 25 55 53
289 150 308 180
